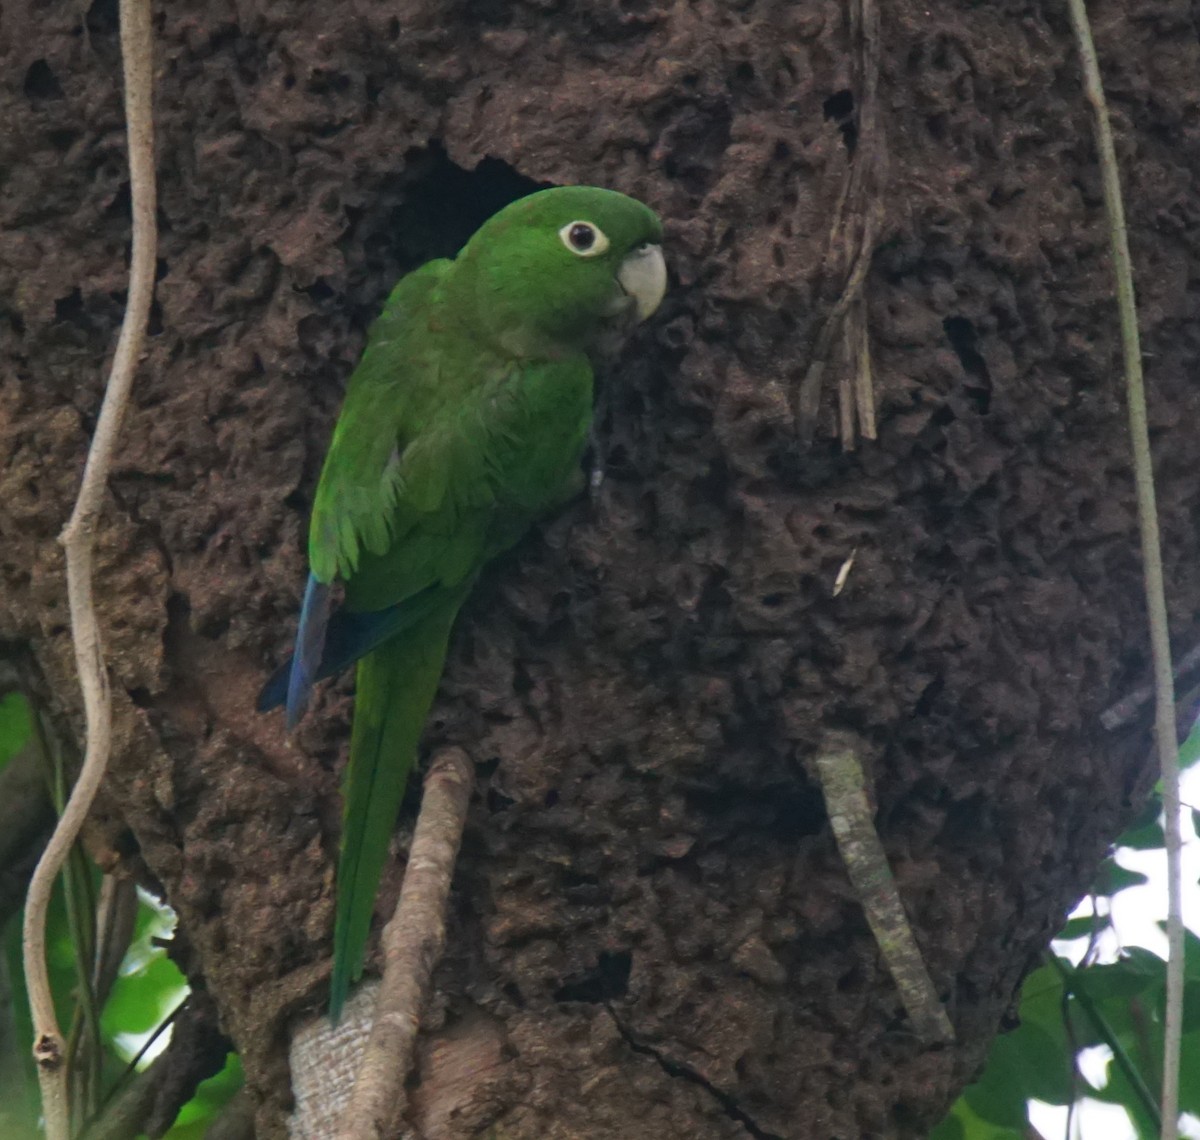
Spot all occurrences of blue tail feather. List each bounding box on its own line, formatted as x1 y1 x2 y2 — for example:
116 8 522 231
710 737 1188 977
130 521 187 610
284 574 332 730
257 583 454 718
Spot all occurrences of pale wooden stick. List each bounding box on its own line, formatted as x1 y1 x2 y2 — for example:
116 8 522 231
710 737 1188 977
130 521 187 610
838 319 856 450
813 735 954 1044
336 747 474 1140
20 1 157 1135
794 0 883 442
852 296 877 441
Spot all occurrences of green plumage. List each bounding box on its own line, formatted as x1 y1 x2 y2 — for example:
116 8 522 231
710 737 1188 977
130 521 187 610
282 186 665 1019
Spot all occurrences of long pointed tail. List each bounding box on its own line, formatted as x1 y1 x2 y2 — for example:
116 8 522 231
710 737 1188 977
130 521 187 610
328 599 461 1021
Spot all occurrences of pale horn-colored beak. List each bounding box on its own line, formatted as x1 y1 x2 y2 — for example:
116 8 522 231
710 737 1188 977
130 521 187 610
616 243 667 322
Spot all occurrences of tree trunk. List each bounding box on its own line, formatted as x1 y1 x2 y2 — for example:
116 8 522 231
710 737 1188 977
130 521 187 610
3 0 1196 1136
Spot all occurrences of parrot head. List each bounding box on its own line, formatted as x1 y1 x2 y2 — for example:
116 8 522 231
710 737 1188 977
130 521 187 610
454 185 666 357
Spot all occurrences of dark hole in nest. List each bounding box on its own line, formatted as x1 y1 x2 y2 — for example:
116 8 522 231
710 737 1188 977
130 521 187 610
48 128 79 152
340 146 549 320
685 783 826 843
554 950 632 1003
914 674 945 717
85 0 119 37
942 315 992 414
487 785 515 813
823 89 858 152
54 289 86 327
103 182 132 221
304 278 336 304
24 60 64 101
374 144 549 269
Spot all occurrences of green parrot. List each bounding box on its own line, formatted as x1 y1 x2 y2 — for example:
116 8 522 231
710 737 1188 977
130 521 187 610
259 185 666 1020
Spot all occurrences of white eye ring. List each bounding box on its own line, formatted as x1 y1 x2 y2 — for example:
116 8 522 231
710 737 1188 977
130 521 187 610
559 220 610 257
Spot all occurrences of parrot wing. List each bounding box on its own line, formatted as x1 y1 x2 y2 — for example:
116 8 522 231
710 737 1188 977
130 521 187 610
280 260 459 724
307 259 454 586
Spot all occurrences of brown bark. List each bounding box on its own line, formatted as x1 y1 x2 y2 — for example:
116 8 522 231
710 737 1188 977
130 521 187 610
4 1 1199 1136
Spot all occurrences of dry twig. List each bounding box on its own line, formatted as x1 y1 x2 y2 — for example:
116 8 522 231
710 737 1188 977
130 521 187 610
813 734 954 1044
19 0 157 1134
337 747 474 1139
1065 3 1183 1136
91 874 139 1009
795 0 883 444
1100 638 1200 731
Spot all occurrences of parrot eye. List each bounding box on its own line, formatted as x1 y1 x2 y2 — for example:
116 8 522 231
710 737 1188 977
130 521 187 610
559 220 610 257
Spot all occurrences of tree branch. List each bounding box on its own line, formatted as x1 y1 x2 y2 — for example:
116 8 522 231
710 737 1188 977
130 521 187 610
337 747 474 1139
812 734 954 1044
92 874 139 1010
1065 5 1183 1138
20 0 157 1135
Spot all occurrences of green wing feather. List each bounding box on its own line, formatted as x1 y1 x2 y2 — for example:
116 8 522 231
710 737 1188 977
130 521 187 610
308 259 455 585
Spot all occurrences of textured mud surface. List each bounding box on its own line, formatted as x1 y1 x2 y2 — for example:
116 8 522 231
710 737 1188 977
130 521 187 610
5 0 1200 1136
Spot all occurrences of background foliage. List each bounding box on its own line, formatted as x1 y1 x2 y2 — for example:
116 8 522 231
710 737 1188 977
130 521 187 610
0 692 240 1139
3 679 1196 1138
935 723 1200 1140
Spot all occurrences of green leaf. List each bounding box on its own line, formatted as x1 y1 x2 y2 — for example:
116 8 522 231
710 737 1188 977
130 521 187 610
1071 949 1163 1010
1117 946 1168 977
936 954 1175 1140
1118 796 1164 849
927 1111 965 1140
930 1098 1025 1140
162 1053 243 1139
1056 913 1109 942
961 965 1074 1126
960 1060 1033 1133
1120 821 1166 851
1177 1027 1200 1117
995 1019 1074 1108
1183 982 1200 1039
1182 927 1200 982
1179 718 1200 770
1088 1051 1160 1139
0 691 32 771
100 896 187 1062
1 915 39 1138
1018 962 1068 1038
1094 862 1150 896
